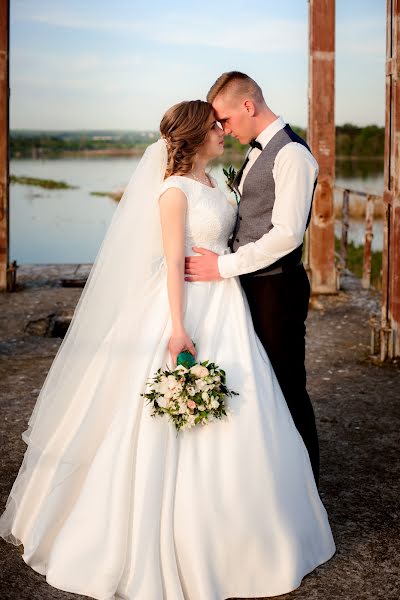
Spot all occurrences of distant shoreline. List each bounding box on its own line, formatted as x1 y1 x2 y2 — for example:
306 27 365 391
11 148 385 161
10 124 385 160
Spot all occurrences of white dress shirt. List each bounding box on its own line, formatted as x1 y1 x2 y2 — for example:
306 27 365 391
218 116 319 279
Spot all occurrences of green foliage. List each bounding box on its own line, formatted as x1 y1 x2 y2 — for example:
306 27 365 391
10 130 155 158
10 175 76 189
9 124 385 159
221 136 246 153
335 237 382 289
223 165 237 191
292 126 307 139
336 124 384 158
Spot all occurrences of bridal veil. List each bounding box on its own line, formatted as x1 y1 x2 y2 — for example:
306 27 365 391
0 138 168 544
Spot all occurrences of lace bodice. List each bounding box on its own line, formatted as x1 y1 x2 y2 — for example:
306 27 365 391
159 175 237 257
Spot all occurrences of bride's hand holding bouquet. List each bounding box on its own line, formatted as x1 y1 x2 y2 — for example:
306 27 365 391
168 329 196 368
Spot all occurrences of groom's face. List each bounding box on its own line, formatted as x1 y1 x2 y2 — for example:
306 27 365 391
212 95 255 145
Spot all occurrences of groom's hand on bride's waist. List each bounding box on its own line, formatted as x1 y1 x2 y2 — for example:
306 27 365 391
184 247 223 282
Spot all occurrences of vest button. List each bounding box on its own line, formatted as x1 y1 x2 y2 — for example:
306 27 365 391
236 238 239 242
239 216 242 220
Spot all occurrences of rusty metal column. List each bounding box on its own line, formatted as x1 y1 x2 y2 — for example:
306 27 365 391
307 0 337 293
0 0 9 292
382 0 400 359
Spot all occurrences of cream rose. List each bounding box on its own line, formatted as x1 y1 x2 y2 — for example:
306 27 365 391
190 365 209 378
157 395 169 408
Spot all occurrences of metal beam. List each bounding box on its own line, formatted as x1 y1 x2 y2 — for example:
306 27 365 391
0 0 9 292
382 0 400 358
307 0 337 293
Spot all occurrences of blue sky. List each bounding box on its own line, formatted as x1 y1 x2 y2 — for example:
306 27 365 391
10 0 386 130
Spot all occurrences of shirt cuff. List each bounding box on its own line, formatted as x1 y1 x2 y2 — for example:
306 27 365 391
218 253 238 279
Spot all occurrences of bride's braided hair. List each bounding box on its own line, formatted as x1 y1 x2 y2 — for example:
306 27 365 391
160 100 214 179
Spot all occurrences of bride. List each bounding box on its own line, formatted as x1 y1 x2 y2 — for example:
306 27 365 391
0 100 336 599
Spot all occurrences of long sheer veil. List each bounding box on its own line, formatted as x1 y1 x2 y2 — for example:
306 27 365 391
0 138 168 544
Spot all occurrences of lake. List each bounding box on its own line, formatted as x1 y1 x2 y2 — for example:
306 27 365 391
9 156 384 264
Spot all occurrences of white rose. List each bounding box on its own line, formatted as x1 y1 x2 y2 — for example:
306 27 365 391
201 391 209 401
158 380 170 395
172 386 183 400
167 375 179 389
198 404 206 411
175 365 188 374
210 399 220 409
187 386 196 397
157 395 169 408
190 365 209 378
186 414 196 428
195 379 206 390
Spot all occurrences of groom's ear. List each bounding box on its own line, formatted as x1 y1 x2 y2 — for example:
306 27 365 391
243 99 256 117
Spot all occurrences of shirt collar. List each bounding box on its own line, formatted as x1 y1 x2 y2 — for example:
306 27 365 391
255 115 286 150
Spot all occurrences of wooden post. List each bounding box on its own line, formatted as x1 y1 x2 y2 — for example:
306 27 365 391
340 188 350 269
0 0 9 292
382 0 400 358
308 0 337 293
362 194 375 289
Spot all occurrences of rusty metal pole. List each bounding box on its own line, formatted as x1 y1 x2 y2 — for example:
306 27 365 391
0 0 9 292
307 0 337 293
382 0 400 358
340 188 350 269
362 194 375 289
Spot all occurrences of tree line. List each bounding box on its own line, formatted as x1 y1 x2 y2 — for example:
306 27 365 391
222 124 384 158
9 124 385 159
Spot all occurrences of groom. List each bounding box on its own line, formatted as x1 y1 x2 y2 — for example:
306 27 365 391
184 71 320 487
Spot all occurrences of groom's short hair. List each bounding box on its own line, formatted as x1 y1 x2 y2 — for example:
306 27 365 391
207 71 264 105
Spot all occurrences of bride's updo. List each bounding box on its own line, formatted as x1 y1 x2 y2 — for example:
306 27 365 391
160 100 214 178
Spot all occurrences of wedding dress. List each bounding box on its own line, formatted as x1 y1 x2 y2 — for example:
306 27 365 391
0 155 336 599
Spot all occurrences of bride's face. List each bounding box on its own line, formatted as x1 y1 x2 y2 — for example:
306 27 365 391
197 113 225 160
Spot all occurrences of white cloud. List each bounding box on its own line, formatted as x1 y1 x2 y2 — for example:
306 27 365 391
12 2 308 54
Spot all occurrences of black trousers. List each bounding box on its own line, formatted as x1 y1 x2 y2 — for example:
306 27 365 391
240 264 320 488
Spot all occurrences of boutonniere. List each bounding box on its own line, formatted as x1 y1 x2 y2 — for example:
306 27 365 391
223 166 239 206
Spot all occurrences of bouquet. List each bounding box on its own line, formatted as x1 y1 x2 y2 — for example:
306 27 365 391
141 350 239 433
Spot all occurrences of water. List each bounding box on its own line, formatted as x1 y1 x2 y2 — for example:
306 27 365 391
335 158 384 252
9 156 384 264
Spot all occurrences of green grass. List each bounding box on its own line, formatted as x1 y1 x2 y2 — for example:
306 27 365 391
90 190 122 201
10 175 77 190
335 237 382 289
90 191 113 197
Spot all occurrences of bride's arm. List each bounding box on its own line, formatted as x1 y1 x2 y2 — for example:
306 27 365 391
159 187 196 366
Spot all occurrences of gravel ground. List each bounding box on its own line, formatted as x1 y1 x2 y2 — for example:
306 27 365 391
0 265 399 600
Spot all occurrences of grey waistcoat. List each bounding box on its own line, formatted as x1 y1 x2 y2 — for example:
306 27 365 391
230 124 317 277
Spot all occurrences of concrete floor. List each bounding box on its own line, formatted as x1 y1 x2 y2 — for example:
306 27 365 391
0 265 399 600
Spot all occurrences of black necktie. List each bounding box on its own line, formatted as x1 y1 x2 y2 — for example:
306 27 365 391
249 139 262 151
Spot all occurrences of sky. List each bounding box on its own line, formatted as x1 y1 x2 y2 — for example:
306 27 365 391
10 0 386 131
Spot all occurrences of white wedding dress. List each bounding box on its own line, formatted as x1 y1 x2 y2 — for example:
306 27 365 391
0 174 336 600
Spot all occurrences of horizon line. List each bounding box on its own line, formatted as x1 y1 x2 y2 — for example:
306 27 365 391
9 123 386 133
